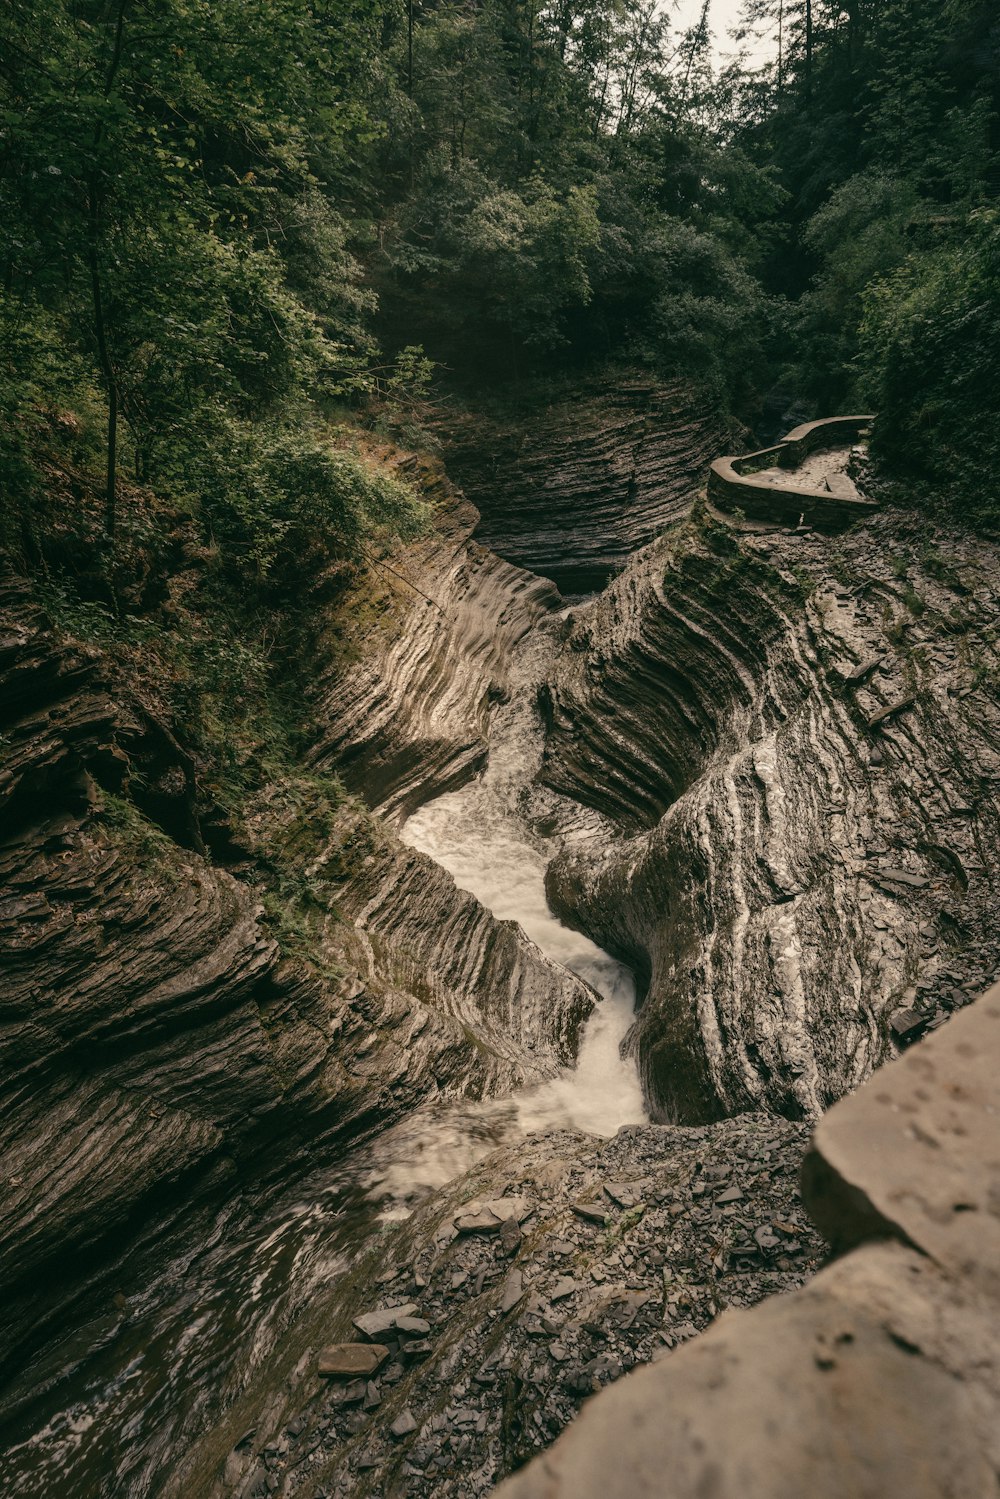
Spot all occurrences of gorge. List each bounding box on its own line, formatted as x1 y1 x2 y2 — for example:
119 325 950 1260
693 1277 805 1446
4 1 999 1491
2 391 999 1497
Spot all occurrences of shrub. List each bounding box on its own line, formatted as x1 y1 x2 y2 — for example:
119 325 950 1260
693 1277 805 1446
857 210 1000 529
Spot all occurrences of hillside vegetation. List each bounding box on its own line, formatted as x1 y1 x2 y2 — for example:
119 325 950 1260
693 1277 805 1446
1 0 998 580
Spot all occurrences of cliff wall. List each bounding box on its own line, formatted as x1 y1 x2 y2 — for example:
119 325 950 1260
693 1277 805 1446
0 519 592 1383
442 377 730 593
541 510 1000 1121
308 458 562 821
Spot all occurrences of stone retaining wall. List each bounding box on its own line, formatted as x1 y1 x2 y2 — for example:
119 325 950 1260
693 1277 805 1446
496 980 1000 1499
708 414 880 527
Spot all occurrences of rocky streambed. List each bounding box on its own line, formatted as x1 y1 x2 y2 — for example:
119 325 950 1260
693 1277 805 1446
187 1115 822 1499
2 399 999 1498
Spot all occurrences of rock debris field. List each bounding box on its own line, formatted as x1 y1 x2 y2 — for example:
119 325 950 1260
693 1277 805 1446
218 1116 822 1499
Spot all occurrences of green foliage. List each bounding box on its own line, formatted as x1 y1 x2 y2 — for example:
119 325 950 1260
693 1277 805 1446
793 172 916 403
160 417 429 580
857 211 1000 528
97 791 178 869
386 154 605 351
364 0 781 403
460 178 602 347
640 220 779 404
3 0 997 551
0 295 104 536
0 0 410 560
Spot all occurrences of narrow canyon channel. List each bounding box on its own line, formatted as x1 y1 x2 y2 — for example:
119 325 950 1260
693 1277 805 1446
1 611 647 1499
401 620 647 1144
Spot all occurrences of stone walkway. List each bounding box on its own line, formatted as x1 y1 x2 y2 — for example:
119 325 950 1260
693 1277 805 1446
752 443 861 497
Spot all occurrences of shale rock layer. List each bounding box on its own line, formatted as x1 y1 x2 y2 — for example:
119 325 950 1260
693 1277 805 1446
496 986 1000 1499
442 378 731 593
308 458 561 822
0 564 590 1382
542 512 1000 1122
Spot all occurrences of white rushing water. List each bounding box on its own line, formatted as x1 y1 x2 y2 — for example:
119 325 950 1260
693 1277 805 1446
0 623 648 1497
398 621 646 1154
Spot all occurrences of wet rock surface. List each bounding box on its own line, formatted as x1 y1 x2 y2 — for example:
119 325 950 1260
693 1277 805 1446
174 1115 821 1498
0 541 589 1472
542 509 1000 1121
496 988 1000 1499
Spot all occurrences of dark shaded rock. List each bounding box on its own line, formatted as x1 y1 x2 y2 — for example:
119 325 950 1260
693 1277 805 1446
500 1217 523 1255
889 1008 928 1044
441 377 730 594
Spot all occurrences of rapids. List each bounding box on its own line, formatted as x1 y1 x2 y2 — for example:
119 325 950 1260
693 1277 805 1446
1 609 645 1499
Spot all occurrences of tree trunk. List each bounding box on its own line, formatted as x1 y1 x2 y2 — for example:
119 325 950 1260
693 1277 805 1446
681 1 709 106
88 0 128 541
805 0 813 100
88 227 118 541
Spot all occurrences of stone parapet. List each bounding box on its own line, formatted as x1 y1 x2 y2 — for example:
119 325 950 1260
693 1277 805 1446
708 414 880 527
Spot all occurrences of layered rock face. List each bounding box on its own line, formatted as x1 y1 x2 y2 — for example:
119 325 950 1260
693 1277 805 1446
442 378 731 593
5 389 1000 1499
333 828 590 1083
163 947 1000 1499
541 511 1000 1122
308 458 561 822
0 568 590 1380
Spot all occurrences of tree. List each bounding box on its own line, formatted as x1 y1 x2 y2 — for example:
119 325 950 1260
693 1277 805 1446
0 0 387 549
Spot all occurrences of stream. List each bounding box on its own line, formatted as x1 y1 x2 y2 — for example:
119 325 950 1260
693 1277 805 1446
1 615 646 1498
401 621 646 1144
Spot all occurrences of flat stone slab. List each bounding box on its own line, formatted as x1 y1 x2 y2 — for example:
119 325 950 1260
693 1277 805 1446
495 1240 997 1499
394 1315 431 1336
454 1197 531 1233
802 982 1000 1299
866 696 915 731
824 471 860 499
390 1409 417 1439
500 1269 524 1313
352 1303 418 1340
875 868 929 889
317 1343 390 1378
603 1180 647 1208
569 1200 608 1224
